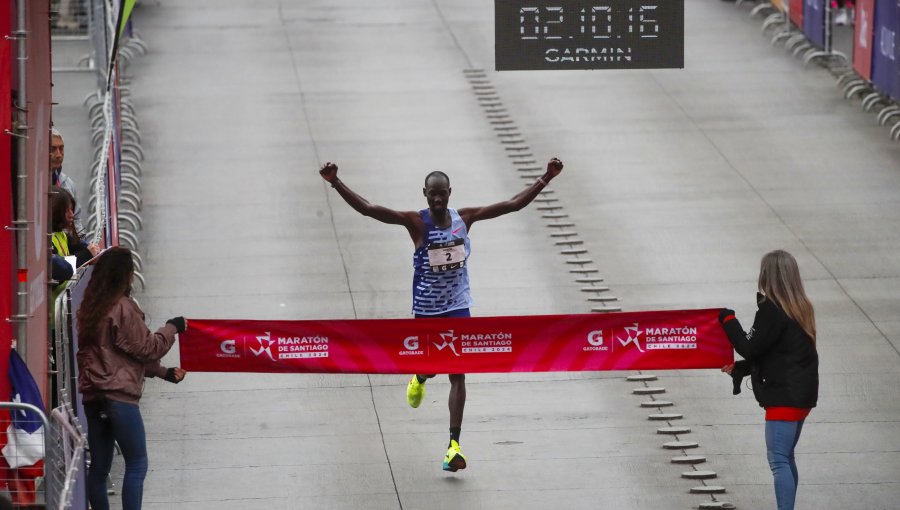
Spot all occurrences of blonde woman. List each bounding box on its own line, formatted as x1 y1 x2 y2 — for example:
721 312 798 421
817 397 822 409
720 250 819 510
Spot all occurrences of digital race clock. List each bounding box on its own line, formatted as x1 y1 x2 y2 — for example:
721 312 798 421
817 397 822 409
495 0 684 70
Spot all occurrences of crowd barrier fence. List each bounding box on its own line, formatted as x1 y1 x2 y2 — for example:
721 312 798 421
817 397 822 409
5 0 149 506
738 0 900 140
0 400 85 509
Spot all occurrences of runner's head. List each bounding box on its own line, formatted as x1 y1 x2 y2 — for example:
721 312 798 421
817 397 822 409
423 171 451 214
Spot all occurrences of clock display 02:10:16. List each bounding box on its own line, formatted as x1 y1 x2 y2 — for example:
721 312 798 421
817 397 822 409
519 6 661 41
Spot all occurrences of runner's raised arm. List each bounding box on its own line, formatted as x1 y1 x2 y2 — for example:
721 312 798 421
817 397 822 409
319 162 421 234
458 157 563 229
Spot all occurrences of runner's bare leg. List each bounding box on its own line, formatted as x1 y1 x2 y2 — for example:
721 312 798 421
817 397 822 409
449 374 466 428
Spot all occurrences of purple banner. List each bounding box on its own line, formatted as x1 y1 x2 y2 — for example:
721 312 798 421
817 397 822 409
872 0 900 99
802 0 827 49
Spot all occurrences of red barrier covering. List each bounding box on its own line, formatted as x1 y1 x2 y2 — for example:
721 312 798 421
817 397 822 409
1 0 13 358
180 310 733 374
1 0 13 492
789 0 804 27
22 0 52 399
854 0 876 80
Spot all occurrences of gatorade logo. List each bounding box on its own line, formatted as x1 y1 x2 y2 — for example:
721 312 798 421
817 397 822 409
217 339 240 359
401 336 424 356
584 330 608 351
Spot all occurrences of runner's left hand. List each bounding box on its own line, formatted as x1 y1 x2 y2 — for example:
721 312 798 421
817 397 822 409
546 157 563 179
319 162 338 182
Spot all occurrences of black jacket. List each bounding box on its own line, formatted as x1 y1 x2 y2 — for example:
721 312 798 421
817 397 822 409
723 293 818 409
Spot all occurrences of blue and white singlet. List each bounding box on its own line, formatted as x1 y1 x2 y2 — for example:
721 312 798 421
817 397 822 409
411 208 473 316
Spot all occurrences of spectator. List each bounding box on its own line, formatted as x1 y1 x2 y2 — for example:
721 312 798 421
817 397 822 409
720 250 819 510
50 254 75 284
49 186 100 268
50 128 86 237
48 187 98 407
75 247 187 510
834 0 853 25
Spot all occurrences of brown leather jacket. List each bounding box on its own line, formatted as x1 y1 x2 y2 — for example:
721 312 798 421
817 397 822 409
77 296 178 404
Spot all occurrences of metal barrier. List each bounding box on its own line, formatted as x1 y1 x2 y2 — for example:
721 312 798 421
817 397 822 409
48 279 90 509
745 0 848 65
28 4 151 506
0 402 49 506
50 0 90 38
0 401 86 510
739 0 900 140
82 0 149 289
833 0 900 140
45 404 87 510
50 0 95 73
53 286 75 406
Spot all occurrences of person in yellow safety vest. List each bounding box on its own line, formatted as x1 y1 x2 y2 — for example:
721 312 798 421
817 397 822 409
49 187 100 326
50 186 100 264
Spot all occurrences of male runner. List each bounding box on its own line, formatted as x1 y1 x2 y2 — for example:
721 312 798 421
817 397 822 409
319 157 563 471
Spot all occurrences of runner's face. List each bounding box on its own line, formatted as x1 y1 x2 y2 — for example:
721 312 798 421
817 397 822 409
424 179 450 213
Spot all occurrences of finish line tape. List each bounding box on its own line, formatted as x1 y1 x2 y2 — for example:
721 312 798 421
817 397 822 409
180 309 732 374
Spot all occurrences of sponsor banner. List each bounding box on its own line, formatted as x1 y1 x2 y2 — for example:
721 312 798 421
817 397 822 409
854 0 877 80
802 0 826 49
872 0 900 99
790 0 804 28
180 309 733 374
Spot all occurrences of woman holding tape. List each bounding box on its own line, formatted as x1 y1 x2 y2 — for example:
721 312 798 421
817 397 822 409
720 250 819 510
76 247 188 510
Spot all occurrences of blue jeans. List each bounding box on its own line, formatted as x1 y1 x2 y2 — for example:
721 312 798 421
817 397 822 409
765 420 805 510
85 399 148 510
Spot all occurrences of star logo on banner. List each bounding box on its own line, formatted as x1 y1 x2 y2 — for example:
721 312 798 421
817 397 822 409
617 323 644 353
250 331 277 361
433 330 461 357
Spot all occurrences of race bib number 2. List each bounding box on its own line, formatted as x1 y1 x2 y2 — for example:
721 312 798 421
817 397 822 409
428 239 466 272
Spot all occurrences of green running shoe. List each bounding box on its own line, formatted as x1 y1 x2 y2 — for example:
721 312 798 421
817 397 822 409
442 439 467 472
406 375 424 408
